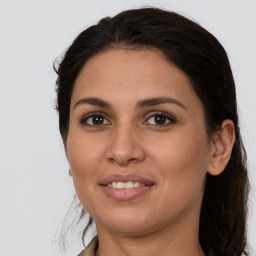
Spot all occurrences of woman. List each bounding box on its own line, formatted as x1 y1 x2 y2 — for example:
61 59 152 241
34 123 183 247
54 7 249 256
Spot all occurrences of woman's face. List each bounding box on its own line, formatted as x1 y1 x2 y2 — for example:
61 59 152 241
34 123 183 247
67 49 214 236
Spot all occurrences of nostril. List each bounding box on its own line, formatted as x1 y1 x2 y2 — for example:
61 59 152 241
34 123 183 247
105 135 146 165
128 158 137 162
108 156 138 166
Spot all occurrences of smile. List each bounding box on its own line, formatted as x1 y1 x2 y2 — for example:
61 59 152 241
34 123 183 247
100 174 155 200
107 181 145 189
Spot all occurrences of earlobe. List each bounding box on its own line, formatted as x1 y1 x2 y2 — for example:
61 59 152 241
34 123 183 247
207 119 235 176
69 169 73 177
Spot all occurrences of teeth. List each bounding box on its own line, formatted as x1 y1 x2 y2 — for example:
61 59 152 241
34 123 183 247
116 182 125 189
108 181 146 189
125 181 134 189
134 182 140 188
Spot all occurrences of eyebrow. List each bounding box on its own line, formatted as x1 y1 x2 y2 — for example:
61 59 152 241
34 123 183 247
73 97 112 109
73 97 186 110
136 97 186 110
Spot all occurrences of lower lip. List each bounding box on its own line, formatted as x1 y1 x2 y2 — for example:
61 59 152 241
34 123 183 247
101 185 153 200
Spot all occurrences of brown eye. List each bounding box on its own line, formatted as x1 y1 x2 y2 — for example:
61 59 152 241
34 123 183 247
154 115 167 124
92 115 104 125
146 113 176 126
81 114 110 126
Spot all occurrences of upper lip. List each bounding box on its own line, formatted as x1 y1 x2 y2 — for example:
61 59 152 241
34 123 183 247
99 174 155 186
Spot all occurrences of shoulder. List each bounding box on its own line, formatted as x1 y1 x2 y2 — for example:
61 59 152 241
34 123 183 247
77 236 98 256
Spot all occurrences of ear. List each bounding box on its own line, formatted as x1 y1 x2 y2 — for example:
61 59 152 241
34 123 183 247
69 169 73 177
207 119 235 176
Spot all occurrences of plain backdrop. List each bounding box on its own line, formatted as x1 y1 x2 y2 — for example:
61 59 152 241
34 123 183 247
0 0 255 255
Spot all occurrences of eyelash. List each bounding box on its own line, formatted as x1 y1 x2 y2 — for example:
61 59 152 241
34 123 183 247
144 112 177 127
80 112 110 126
79 112 177 127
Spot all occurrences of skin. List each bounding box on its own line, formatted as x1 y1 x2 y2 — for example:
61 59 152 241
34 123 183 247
66 49 235 256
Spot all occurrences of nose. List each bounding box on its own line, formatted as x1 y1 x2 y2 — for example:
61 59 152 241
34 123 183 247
105 124 146 166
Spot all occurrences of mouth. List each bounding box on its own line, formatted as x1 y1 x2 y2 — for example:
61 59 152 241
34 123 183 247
107 181 147 189
99 174 155 200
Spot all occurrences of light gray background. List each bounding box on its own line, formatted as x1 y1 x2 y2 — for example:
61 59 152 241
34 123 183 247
0 0 255 255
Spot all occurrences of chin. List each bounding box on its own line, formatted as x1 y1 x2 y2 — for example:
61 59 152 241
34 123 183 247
95 210 155 235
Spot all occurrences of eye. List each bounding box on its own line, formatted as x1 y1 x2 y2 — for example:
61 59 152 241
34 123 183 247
145 113 176 126
80 113 110 126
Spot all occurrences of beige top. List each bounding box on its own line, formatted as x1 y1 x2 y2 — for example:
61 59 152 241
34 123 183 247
78 237 98 256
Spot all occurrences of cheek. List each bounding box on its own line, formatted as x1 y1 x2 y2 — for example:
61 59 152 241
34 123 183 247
66 132 103 194
66 136 104 215
150 129 210 195
67 129 103 169
148 133 209 220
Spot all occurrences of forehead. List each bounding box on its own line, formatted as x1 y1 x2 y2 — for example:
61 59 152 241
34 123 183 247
75 48 187 84
71 48 199 109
